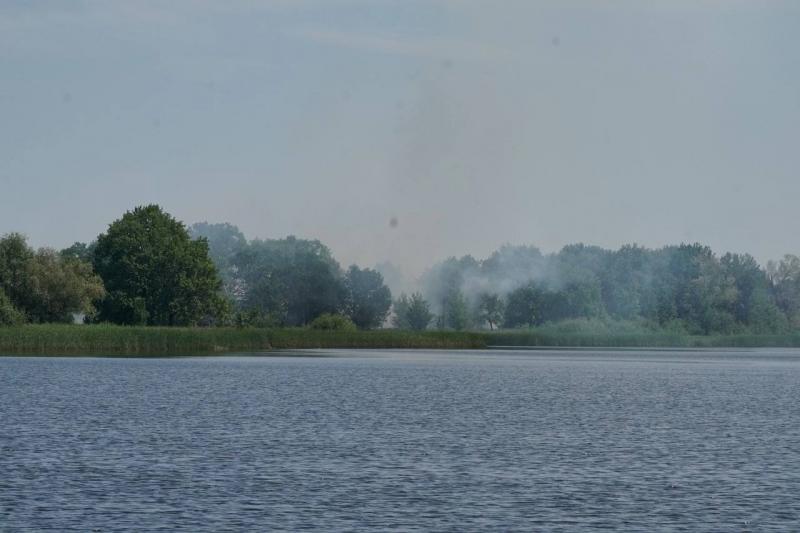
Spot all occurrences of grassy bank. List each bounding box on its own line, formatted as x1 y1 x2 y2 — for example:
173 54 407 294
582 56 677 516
480 318 800 348
484 331 800 348
2 324 800 356
0 325 485 355
267 329 486 350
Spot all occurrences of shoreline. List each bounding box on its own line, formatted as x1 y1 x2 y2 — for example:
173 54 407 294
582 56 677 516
1 325 800 356
0 325 485 355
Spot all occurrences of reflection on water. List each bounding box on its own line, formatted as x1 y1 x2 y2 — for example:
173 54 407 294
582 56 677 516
1 349 799 530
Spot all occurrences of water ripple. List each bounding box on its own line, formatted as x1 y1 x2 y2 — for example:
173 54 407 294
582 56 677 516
1 350 799 531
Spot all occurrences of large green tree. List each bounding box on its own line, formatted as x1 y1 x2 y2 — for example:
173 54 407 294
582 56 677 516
441 288 470 330
236 236 343 326
477 292 504 330
92 205 227 326
503 283 542 328
341 266 392 329
0 233 33 308
393 292 434 331
601 244 649 319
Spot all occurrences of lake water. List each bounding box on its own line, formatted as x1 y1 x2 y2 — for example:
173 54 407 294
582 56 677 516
1 349 800 531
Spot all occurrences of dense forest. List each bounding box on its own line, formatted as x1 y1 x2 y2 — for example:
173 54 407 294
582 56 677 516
419 244 799 335
2 204 799 336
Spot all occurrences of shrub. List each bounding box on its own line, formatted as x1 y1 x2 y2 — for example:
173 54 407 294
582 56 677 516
0 288 24 325
309 313 357 331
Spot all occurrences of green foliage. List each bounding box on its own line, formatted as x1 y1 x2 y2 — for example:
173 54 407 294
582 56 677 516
4 206 799 340
481 244 545 284
341 265 392 329
22 249 106 323
600 244 648 319
552 280 604 321
234 309 280 328
440 288 470 330
92 205 226 326
485 317 800 348
309 313 357 332
421 255 480 317
0 324 274 354
237 236 343 326
746 289 789 334
183 223 398 329
267 328 485 349
393 292 434 331
189 222 248 265
424 242 800 335
0 233 33 307
0 288 24 325
60 241 95 263
768 255 800 327
504 283 542 328
0 234 104 323
477 292 504 330
392 294 409 328
188 222 248 301
3 321 799 354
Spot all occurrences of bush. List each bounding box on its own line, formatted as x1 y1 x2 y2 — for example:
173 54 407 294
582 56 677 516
393 293 434 331
0 288 24 325
309 313 357 332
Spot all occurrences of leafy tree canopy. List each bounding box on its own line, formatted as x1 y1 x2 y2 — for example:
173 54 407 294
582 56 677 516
0 287 24 325
236 236 343 326
0 233 104 323
477 292 504 330
341 266 392 329
92 205 227 326
393 292 434 331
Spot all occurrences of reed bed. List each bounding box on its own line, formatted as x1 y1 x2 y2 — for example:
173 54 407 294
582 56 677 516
268 328 486 349
484 331 800 348
2 324 798 356
0 325 485 355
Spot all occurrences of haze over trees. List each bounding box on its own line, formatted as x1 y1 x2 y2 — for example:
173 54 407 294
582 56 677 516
188 222 248 301
477 293 504 331
0 208 393 329
190 222 392 329
1 205 800 336
421 243 798 335
393 293 434 331
768 255 800 325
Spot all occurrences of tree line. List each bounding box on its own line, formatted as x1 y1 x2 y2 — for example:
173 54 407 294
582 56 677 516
0 206 393 329
421 243 800 335
2 204 799 335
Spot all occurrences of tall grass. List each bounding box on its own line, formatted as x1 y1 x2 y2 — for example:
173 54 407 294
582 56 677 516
0 324 274 355
0 324 485 355
485 331 800 348
2 323 798 356
268 328 486 349
484 318 800 348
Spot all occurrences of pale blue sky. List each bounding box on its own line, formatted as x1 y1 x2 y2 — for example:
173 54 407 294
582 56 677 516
1 1 798 273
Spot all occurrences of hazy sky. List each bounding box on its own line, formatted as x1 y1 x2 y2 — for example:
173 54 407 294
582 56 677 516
2 1 798 274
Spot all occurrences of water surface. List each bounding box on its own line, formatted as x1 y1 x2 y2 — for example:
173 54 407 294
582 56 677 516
1 349 799 531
